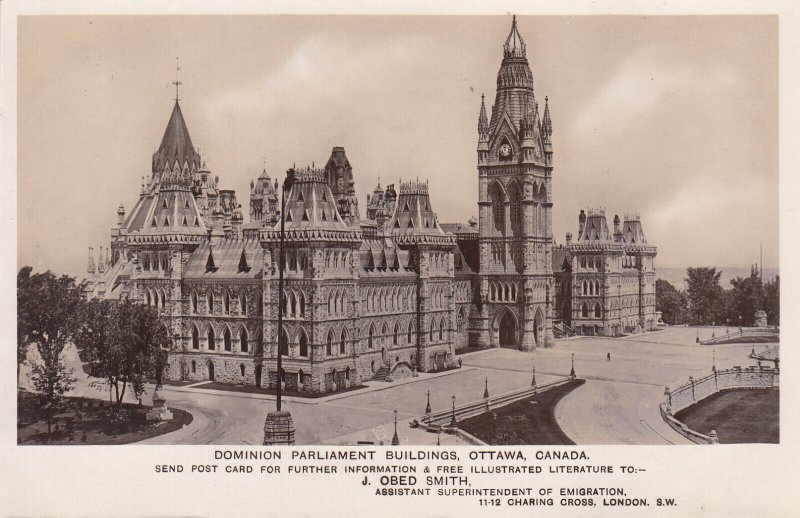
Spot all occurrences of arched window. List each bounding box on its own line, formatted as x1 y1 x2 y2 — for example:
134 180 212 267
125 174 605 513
581 304 589 318
207 293 214 314
439 319 445 341
408 321 414 343
239 291 247 316
298 331 309 357
191 291 198 314
382 322 389 345
490 182 505 233
595 281 600 295
299 291 306 317
368 325 375 348
289 291 297 316
393 322 400 346
328 291 334 314
207 327 216 350
594 304 602 318
255 292 263 317
340 329 347 354
240 328 249 353
191 360 196 374
457 308 466 333
255 329 263 355
240 364 245 377
430 318 437 341
191 325 199 349
345 367 350 380
224 292 230 314
327 330 334 356
224 327 232 351
281 291 288 316
508 181 522 235
299 369 305 385
145 290 151 306
279 328 289 357
490 283 497 301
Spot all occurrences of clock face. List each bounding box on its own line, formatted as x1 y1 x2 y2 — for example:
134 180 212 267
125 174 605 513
499 143 512 159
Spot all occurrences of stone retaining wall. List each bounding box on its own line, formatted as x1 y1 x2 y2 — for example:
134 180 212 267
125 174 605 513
660 366 779 444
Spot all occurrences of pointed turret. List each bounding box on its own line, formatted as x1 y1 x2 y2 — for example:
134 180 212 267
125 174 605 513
151 101 201 188
542 96 553 139
87 246 96 274
478 94 489 141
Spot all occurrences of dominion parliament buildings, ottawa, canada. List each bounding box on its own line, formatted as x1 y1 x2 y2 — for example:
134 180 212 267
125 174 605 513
85 18 657 393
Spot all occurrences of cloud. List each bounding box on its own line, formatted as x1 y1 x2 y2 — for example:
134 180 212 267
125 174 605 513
573 45 739 136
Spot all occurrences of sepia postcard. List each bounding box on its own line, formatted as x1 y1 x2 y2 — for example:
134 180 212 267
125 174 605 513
2 1 798 517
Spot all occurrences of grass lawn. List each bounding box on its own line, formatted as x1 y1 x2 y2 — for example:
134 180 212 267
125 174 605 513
675 388 779 444
194 381 367 398
458 378 585 445
17 390 193 445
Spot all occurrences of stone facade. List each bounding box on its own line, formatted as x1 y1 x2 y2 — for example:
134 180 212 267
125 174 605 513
84 17 659 393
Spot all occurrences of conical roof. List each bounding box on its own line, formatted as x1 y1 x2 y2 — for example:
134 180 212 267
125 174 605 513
152 101 201 173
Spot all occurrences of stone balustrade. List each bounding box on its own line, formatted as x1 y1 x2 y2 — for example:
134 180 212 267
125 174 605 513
660 366 779 444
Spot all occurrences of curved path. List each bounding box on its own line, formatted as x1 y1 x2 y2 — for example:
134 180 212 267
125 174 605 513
19 327 768 445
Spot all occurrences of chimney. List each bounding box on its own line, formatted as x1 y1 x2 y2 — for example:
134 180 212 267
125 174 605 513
117 204 126 227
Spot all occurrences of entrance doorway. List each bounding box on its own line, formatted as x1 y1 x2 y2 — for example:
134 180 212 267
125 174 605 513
207 361 215 381
255 365 262 387
496 309 519 349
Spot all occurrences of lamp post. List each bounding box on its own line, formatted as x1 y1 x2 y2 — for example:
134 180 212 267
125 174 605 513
569 352 575 378
450 395 457 427
264 169 296 445
391 409 399 446
424 390 431 416
712 349 716 372
483 377 489 399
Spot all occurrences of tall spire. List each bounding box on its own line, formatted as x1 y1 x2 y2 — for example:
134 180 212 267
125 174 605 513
478 93 489 141
152 99 201 179
542 96 553 138
87 246 96 274
503 15 526 58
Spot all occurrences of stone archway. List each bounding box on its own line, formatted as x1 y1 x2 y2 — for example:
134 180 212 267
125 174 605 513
207 360 215 381
494 308 519 349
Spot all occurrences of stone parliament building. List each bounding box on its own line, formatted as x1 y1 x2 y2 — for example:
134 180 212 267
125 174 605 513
85 18 657 393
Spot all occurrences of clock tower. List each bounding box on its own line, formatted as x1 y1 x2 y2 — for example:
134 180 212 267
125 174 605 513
475 16 554 350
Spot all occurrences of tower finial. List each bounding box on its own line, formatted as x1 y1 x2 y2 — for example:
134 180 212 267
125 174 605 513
172 57 182 102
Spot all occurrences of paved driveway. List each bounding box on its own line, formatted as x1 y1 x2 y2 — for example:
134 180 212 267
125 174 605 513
19 327 771 445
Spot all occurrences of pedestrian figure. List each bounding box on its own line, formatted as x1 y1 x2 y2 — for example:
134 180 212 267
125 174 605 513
607 352 611 362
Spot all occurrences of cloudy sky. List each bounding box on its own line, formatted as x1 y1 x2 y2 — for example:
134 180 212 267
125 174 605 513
17 15 778 280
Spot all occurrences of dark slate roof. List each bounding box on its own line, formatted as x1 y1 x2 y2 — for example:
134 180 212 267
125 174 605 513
125 190 207 235
152 101 201 173
184 239 264 280
552 246 570 272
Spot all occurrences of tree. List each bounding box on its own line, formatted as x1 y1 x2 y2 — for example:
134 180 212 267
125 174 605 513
764 275 780 326
685 267 724 325
17 268 85 432
75 299 170 410
655 279 687 325
728 265 764 327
